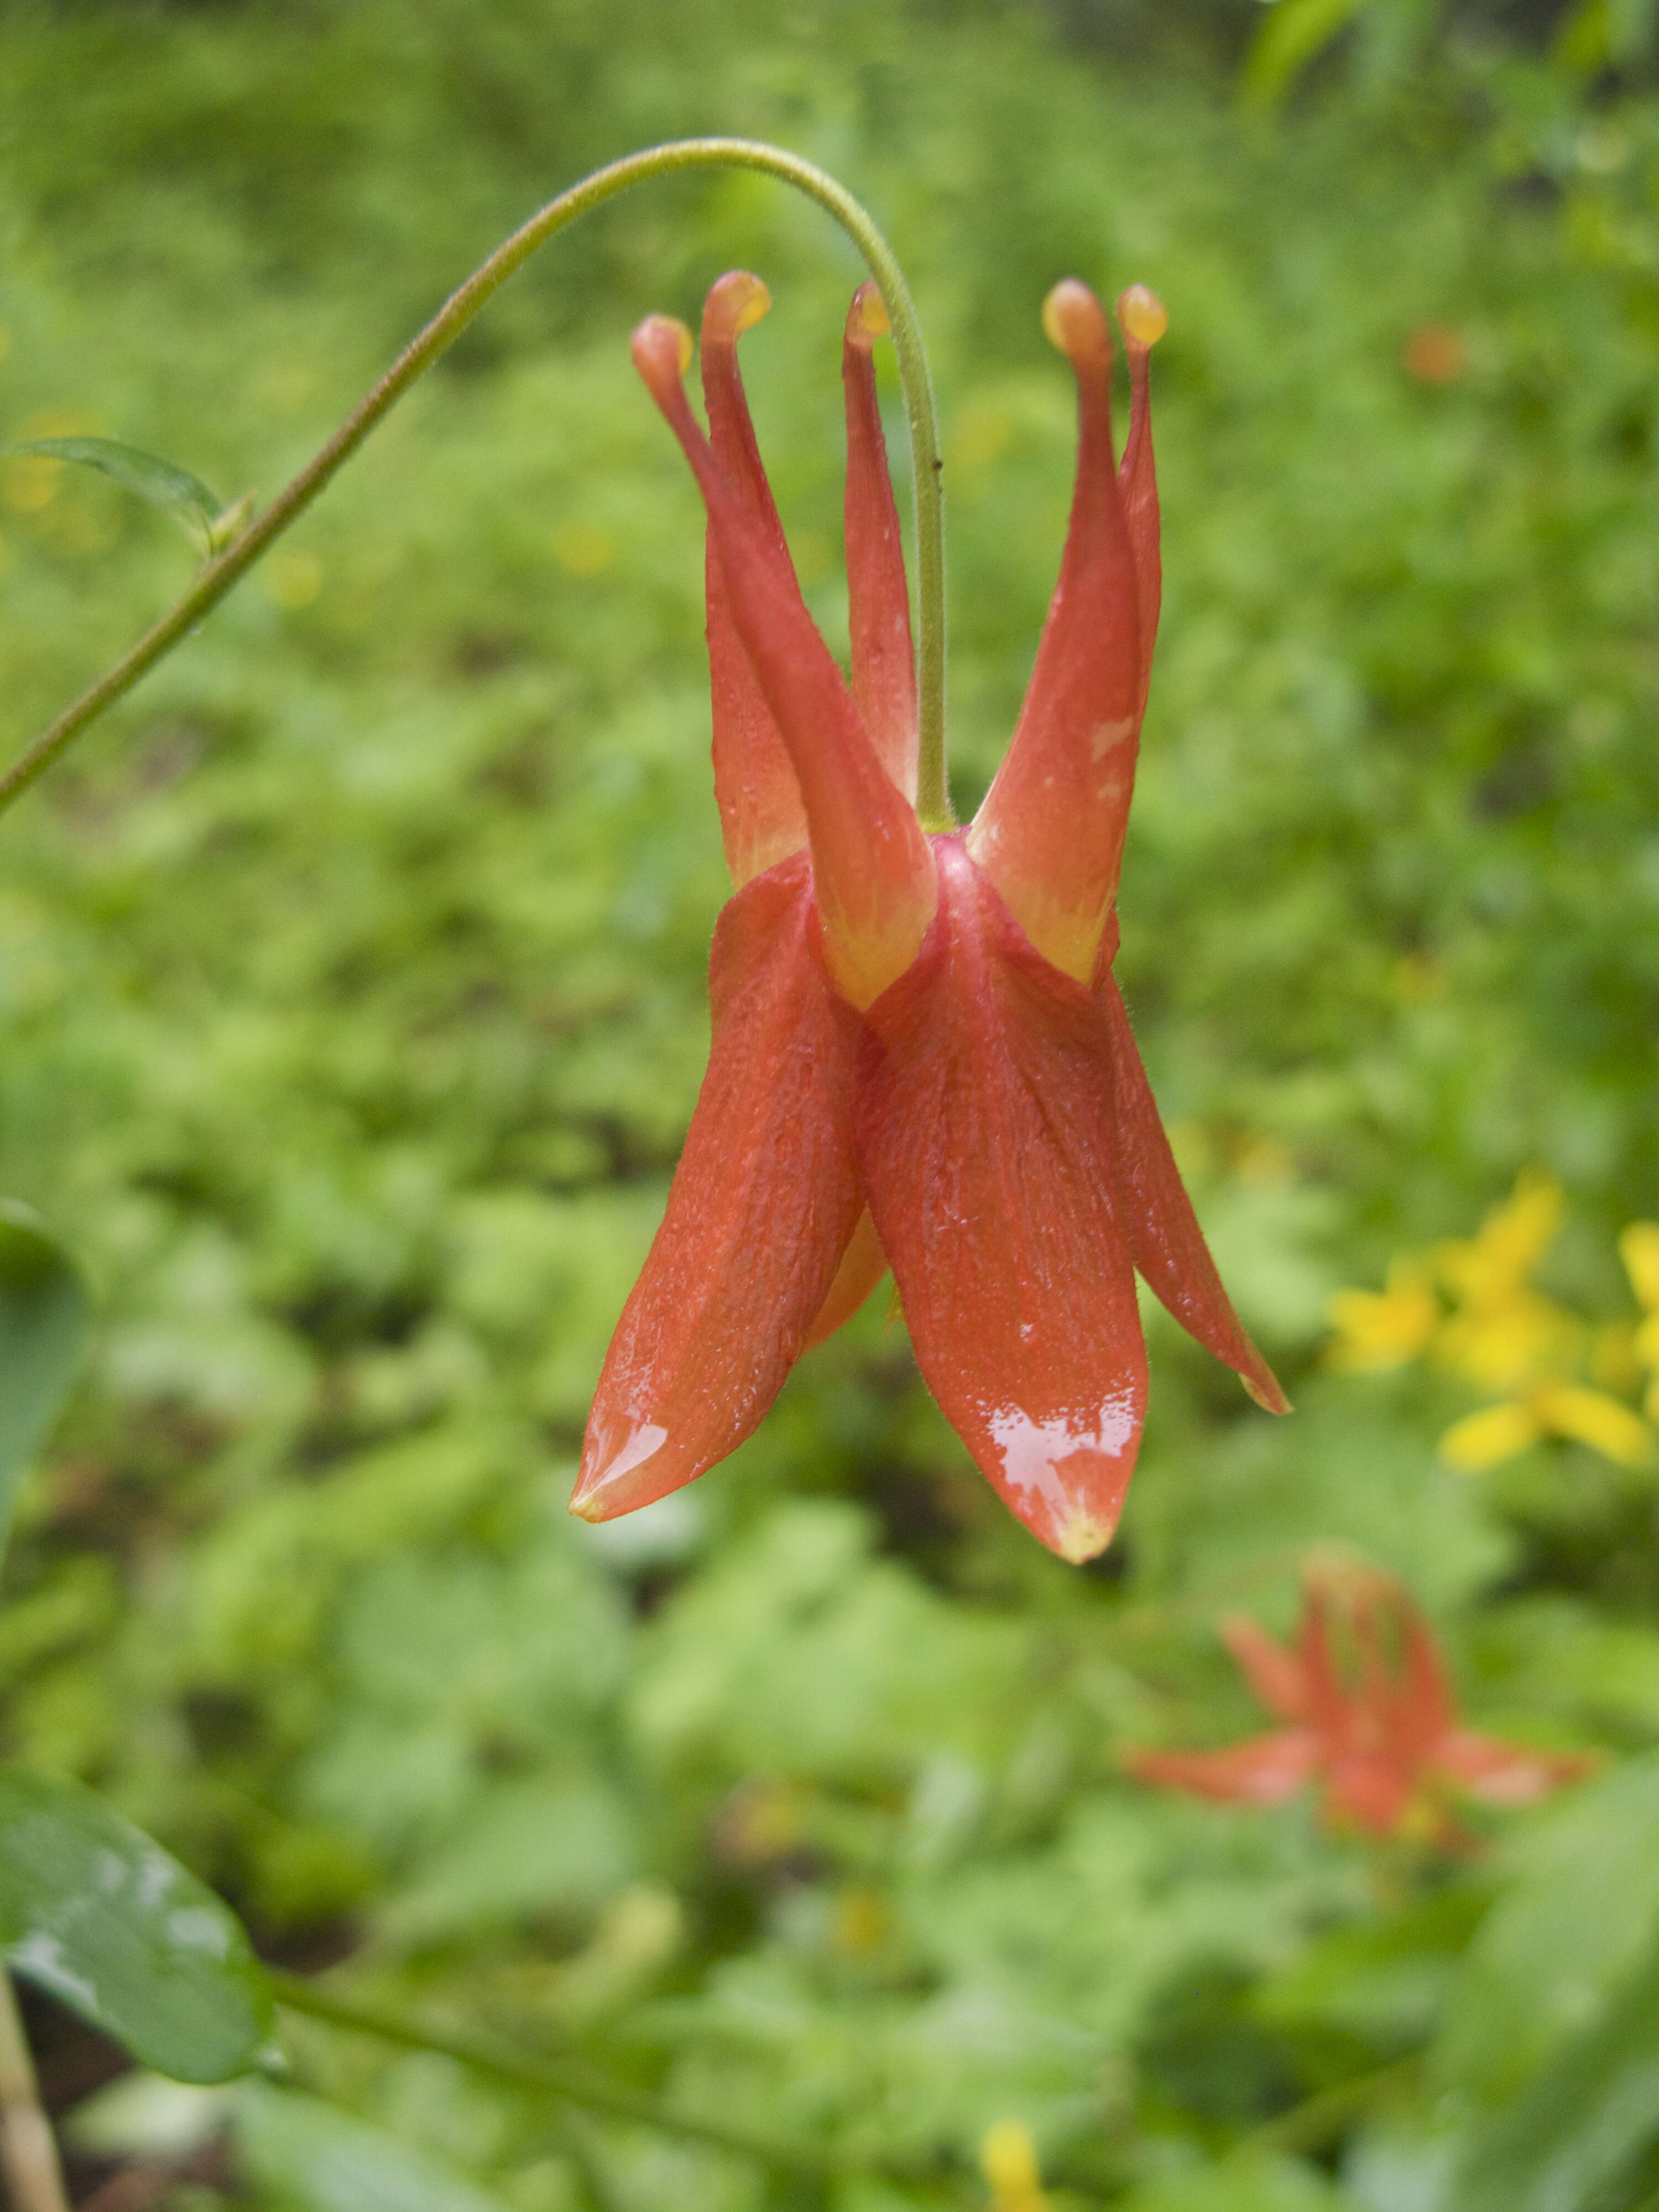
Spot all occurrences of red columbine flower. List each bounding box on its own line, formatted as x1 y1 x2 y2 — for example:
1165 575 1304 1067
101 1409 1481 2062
1125 1567 1593 1841
570 268 1287 1564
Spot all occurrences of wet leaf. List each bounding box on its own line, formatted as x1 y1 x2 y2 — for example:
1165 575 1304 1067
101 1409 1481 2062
0 1767 272 2081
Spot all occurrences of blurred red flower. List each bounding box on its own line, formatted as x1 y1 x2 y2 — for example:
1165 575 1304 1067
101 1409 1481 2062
571 269 1286 1563
1125 1567 1594 1841
1402 322 1466 385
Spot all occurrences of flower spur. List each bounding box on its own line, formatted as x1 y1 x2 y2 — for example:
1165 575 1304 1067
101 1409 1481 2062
571 269 1287 1563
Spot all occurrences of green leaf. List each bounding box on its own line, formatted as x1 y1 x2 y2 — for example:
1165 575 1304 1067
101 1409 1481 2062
236 2084 515 2212
1451 1925 1659 2212
1242 0 1368 108
0 1202 90 1556
1607 0 1658 61
0 437 244 557
0 1767 272 2082
1434 1752 1659 2104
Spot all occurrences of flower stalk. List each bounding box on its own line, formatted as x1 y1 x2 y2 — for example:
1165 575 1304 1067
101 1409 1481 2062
0 1968 70 2212
0 139 947 824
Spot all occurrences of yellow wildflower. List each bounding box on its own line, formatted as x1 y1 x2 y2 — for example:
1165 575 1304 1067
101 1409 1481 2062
1619 1223 1659 1422
1326 1259 1441 1371
1433 1173 1580 1394
1439 1400 1544 1473
1333 1180 1655 1476
981 2120 1046 2212
1437 1171 1563 1306
1435 1286 1581 1395
1441 1382 1652 1474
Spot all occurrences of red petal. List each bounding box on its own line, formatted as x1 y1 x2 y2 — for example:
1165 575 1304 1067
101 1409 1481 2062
1098 976 1290 1413
1389 1588 1458 1761
633 315 935 1010
967 282 1143 985
1324 1753 1416 1835
700 274 810 886
1115 289 1162 715
854 838 1146 1563
1296 1583 1355 1747
572 854 863 1521
1434 1730 1595 1806
843 284 918 805
1125 1729 1322 1805
804 1206 888 1350
1221 1615 1314 1723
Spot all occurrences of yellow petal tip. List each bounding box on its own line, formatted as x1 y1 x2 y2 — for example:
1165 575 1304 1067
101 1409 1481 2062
1040 279 1110 366
1117 284 1168 347
708 269 771 340
848 279 890 345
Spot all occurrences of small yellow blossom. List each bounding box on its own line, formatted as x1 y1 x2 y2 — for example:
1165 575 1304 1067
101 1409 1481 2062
1440 1400 1545 1473
981 2120 1045 2212
1435 1286 1581 1396
1437 1170 1563 1305
1336 1178 1655 1477
1326 1260 1440 1371
1441 1384 1651 1473
1620 1223 1659 1422
1534 1385 1653 1467
1432 1174 1579 1394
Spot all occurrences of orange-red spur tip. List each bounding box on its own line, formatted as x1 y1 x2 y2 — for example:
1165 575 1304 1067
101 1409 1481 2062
846 280 890 348
1041 279 1112 368
1117 285 1168 349
631 314 693 397
705 269 771 342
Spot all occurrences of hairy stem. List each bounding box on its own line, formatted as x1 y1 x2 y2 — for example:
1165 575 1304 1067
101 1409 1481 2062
0 1969 70 2212
0 138 950 824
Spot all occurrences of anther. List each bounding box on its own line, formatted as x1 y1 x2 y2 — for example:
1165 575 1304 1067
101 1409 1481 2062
704 270 771 344
1040 278 1112 369
846 279 890 350
1117 284 1168 349
630 314 694 401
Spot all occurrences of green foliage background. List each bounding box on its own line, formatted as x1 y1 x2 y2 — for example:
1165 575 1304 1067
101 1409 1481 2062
4 0 1659 2204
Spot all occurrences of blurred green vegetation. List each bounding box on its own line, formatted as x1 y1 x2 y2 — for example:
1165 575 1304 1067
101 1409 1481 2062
4 0 1659 2205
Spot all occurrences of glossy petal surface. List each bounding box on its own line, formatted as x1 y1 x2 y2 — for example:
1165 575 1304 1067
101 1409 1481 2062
634 317 935 1009
700 274 810 885
1116 293 1162 712
854 838 1146 1562
1099 974 1290 1413
843 284 918 803
573 854 863 1520
967 284 1144 983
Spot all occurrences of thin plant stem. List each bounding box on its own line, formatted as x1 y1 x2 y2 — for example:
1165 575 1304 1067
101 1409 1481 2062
0 138 951 826
269 1969 947 2192
0 1968 71 2212
1240 2056 1420 2157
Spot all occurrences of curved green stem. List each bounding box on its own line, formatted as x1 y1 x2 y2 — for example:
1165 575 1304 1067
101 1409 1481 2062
0 138 950 825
